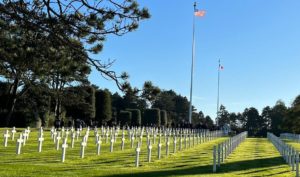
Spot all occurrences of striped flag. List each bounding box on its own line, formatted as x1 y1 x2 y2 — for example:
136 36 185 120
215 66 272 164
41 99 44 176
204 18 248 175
194 9 206 17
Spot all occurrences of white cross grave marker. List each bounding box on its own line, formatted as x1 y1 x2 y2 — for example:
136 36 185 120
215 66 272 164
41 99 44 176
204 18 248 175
39 127 43 137
173 136 177 153
61 127 65 137
16 134 23 155
110 138 114 152
4 130 10 147
22 132 28 146
56 132 61 150
11 127 16 141
25 127 30 140
38 135 44 152
148 141 152 162
53 131 57 143
71 132 75 148
61 138 68 162
158 140 162 159
166 137 170 156
76 129 80 141
95 133 99 144
80 139 87 158
65 129 69 138
135 143 141 167
50 127 55 139
131 135 135 148
96 137 102 155
121 134 125 151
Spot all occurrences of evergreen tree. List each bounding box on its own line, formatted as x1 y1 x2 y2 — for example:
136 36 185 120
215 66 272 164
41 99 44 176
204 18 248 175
160 110 168 127
0 21 48 125
127 109 141 127
95 89 112 125
144 108 160 126
284 95 300 133
218 105 230 127
141 81 160 108
0 0 150 90
261 106 272 131
270 100 287 136
205 116 214 130
119 111 132 127
242 107 261 136
65 86 96 124
43 40 90 121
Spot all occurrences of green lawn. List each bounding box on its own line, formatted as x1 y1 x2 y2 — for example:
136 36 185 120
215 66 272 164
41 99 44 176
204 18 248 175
284 139 300 151
0 128 294 177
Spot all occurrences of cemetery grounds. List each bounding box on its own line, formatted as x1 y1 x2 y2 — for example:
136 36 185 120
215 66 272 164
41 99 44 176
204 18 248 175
0 128 295 177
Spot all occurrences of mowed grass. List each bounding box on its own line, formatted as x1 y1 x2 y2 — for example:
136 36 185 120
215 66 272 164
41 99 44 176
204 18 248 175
216 138 294 177
0 128 294 177
284 139 300 151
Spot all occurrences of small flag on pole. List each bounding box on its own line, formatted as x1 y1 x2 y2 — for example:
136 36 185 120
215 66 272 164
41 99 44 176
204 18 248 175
194 9 206 17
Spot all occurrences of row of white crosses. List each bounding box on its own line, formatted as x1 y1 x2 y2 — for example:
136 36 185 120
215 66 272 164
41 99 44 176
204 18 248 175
49 126 106 161
212 131 248 173
15 127 31 155
280 133 300 143
3 127 21 147
81 126 223 164
3 126 223 165
268 132 300 177
133 128 224 167
2 127 31 154
80 128 90 158
12 126 45 154
50 127 71 162
38 127 44 152
16 126 87 161
50 126 79 149
3 126 82 161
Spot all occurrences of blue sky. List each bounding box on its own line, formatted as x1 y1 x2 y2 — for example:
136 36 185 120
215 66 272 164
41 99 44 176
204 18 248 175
89 0 300 120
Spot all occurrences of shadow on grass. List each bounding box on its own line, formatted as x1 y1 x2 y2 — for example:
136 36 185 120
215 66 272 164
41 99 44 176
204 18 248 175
104 157 287 177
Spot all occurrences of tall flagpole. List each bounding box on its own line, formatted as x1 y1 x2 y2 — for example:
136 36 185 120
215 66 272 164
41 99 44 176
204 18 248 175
216 59 221 126
188 2 197 124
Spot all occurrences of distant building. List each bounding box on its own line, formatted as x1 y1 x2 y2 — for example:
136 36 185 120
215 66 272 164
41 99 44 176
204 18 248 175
221 124 231 135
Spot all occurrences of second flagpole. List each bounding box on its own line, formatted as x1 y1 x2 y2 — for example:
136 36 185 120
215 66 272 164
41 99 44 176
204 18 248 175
216 59 221 126
188 2 197 124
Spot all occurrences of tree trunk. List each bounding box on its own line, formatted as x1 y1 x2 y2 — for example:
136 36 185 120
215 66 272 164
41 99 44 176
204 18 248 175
5 78 19 126
5 97 17 126
54 96 62 120
34 107 41 128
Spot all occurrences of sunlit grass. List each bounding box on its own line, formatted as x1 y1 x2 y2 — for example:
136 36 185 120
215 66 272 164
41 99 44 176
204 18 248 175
284 139 300 151
215 138 294 177
0 128 294 177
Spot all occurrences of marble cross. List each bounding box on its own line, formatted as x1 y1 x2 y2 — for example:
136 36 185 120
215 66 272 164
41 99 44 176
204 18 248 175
11 127 16 141
80 139 87 158
61 138 68 162
38 135 44 152
3 130 10 147
16 134 24 155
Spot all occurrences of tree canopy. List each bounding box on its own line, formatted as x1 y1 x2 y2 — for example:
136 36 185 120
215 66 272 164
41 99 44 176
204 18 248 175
0 0 150 90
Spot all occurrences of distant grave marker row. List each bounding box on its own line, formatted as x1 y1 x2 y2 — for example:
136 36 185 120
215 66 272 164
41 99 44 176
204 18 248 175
2 126 224 166
280 133 300 143
213 131 248 173
268 132 300 177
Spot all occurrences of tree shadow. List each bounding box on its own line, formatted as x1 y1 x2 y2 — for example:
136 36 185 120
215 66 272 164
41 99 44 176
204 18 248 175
102 157 289 177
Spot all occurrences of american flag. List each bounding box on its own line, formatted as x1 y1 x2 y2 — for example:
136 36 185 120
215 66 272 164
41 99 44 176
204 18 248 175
194 9 206 17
